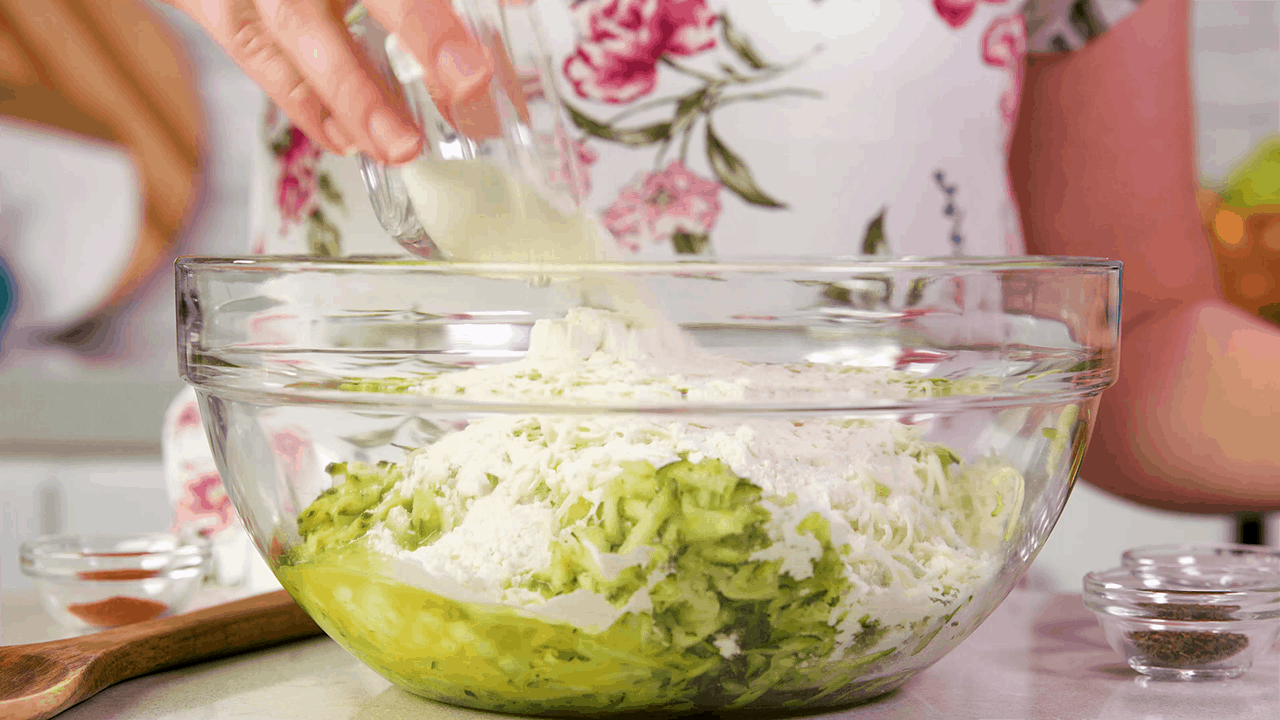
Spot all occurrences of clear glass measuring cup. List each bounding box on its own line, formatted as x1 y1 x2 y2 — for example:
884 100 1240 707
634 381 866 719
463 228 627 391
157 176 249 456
347 1 604 262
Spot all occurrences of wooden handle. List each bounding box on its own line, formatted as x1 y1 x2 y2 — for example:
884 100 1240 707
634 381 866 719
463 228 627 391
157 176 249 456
67 591 324 710
94 590 323 673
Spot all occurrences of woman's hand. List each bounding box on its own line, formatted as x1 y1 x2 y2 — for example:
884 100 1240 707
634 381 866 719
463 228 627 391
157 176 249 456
161 0 493 162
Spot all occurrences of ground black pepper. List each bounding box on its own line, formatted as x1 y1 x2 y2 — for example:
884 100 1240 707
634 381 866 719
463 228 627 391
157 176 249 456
1136 603 1237 621
1125 603 1249 666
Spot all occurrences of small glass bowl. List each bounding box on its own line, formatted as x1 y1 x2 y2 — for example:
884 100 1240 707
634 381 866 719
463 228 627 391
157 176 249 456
1122 543 1280 584
20 533 211 630
1084 559 1280 680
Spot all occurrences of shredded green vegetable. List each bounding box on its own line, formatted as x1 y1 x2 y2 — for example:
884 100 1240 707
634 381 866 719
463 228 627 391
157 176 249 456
278 418 1021 713
274 307 1053 712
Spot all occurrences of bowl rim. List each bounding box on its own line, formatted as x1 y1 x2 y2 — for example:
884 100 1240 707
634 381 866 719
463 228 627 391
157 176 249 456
1083 566 1280 607
185 384 1111 415
178 254 1121 412
1121 543 1280 568
20 531 211 563
176 255 1124 274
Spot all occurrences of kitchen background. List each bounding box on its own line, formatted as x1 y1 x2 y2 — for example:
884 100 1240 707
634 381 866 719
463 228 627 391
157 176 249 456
0 0 1274 595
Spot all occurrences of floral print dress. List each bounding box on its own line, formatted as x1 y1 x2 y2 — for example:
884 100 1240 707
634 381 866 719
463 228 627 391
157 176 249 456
250 0 1143 259
163 0 1143 581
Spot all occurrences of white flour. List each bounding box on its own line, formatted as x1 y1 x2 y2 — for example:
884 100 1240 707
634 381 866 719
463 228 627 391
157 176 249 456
357 308 1017 647
399 159 606 263
411 307 939 405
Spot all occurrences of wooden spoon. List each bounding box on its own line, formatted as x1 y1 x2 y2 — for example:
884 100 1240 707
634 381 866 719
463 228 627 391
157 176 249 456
0 590 324 720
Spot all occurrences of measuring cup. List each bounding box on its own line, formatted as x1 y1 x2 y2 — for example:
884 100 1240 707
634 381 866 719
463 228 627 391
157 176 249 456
347 1 602 262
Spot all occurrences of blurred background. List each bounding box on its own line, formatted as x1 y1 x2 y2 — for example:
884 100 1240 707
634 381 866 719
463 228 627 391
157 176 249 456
1 0 1278 596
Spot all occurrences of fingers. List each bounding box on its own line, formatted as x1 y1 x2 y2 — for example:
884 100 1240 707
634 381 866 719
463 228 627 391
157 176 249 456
255 0 423 163
364 0 494 110
175 0 501 161
447 30 518 140
188 0 347 155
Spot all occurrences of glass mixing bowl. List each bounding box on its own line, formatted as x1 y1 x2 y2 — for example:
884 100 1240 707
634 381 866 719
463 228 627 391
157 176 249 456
177 257 1120 716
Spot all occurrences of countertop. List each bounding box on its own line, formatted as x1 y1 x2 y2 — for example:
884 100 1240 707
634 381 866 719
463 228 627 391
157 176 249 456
3 588 1278 720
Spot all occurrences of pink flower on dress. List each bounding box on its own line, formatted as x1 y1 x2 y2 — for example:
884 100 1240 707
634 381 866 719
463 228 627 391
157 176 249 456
602 161 722 251
933 0 1007 29
175 403 201 430
982 15 1026 136
519 68 546 101
272 430 311 481
549 137 600 200
275 127 322 230
894 349 949 370
576 141 601 173
564 0 718 104
173 471 235 538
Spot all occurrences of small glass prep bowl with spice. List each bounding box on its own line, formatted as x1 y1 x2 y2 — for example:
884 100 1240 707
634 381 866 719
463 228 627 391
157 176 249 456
178 257 1120 716
20 532 210 630
1084 558 1280 681
1122 543 1280 581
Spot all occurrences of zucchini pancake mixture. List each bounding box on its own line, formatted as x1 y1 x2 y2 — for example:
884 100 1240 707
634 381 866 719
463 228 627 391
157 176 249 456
278 308 1024 712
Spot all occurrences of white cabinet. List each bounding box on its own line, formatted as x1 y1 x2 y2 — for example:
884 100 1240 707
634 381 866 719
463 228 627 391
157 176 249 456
1194 0 1280 182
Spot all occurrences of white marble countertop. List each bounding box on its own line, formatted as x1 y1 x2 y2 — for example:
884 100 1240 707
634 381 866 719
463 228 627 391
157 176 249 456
4 588 1279 720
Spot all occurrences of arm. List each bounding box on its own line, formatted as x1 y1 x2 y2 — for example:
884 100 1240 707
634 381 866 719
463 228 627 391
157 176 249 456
1009 0 1280 511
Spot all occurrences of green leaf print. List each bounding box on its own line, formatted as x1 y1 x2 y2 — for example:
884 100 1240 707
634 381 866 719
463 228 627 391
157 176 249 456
861 209 887 255
705 123 786 209
905 277 928 306
318 173 345 210
672 232 711 255
565 103 671 146
1068 0 1107 42
721 15 768 70
307 209 341 257
673 88 710 134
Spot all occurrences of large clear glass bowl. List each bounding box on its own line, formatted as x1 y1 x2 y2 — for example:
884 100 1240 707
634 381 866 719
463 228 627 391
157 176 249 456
177 256 1120 716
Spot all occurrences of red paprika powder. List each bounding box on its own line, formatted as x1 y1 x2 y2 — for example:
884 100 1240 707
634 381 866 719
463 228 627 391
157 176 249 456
77 569 161 581
66 596 168 627
70 553 168 626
